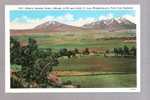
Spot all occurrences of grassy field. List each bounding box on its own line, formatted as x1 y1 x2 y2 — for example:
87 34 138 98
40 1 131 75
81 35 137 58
11 31 136 88
54 55 136 73
54 55 136 88
11 32 135 50
61 74 136 88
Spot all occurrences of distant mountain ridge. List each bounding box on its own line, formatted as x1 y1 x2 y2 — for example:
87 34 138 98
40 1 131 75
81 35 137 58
33 21 84 32
10 18 136 35
82 18 136 32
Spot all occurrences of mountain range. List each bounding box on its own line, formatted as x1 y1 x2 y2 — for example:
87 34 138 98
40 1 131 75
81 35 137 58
33 21 84 32
82 18 136 31
10 18 136 35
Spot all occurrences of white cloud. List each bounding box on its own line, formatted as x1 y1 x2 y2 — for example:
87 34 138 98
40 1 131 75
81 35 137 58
10 16 40 29
54 13 75 25
10 14 75 29
71 17 96 26
98 14 136 24
57 13 74 22
98 13 113 20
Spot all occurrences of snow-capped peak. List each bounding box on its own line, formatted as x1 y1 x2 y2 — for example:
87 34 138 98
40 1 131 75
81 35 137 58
114 18 122 23
114 17 132 24
103 19 114 25
47 21 57 25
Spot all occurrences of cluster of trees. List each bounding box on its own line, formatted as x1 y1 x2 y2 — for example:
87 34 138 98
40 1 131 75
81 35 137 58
58 48 76 58
57 48 90 58
10 37 59 88
113 45 136 57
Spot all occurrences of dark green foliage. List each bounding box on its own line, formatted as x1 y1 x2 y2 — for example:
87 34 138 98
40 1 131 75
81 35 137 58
105 49 110 54
83 48 90 55
123 45 130 56
11 76 24 88
63 80 72 85
59 48 67 55
58 48 76 58
74 48 79 54
113 45 136 57
10 37 59 88
10 37 22 65
113 48 118 56
130 46 136 57
118 47 124 56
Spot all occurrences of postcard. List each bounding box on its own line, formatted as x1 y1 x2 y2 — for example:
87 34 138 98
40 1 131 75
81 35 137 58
5 5 140 93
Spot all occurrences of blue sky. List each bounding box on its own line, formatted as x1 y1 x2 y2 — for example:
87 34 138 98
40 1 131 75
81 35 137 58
10 10 135 21
10 9 136 29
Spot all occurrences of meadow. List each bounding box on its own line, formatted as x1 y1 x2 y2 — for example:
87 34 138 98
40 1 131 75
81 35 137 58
54 55 136 73
61 74 136 88
11 31 136 88
12 31 135 50
53 55 136 87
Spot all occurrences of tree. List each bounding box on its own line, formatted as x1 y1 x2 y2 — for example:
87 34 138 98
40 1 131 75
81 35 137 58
74 48 79 54
130 46 136 57
59 48 68 56
118 47 124 56
123 45 129 56
10 37 22 64
67 50 72 58
105 49 110 54
11 76 24 88
10 37 59 88
83 48 90 55
114 48 118 56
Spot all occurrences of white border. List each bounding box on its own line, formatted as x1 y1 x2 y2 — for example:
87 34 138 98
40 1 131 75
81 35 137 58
5 5 141 93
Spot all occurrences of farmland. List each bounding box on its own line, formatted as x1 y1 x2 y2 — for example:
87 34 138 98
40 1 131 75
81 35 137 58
61 74 136 88
11 31 135 50
53 54 136 88
10 30 136 88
